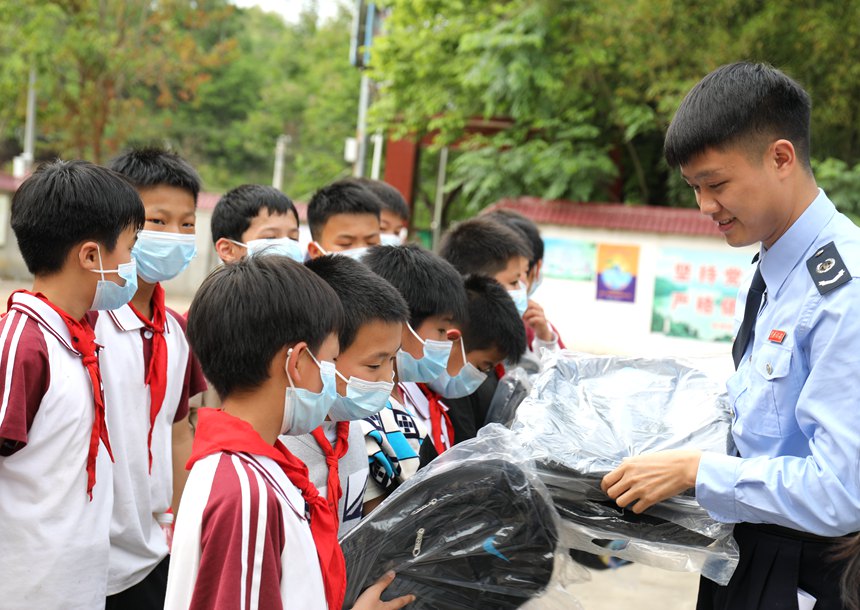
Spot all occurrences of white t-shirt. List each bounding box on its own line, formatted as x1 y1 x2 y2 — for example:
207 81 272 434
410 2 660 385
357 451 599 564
280 420 368 537
0 292 113 609
93 303 206 594
400 382 453 452
165 451 326 610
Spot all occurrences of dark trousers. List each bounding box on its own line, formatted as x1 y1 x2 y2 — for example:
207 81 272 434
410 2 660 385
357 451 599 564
106 555 170 610
697 523 850 610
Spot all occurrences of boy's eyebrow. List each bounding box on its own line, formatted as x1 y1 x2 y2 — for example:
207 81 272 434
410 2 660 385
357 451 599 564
680 168 723 181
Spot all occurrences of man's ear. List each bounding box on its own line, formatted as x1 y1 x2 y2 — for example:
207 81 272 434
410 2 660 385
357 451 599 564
215 238 242 263
307 241 325 259
77 241 101 272
771 139 797 176
285 341 309 386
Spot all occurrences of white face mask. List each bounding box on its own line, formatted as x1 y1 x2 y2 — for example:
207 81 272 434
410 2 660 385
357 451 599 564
508 281 529 317
230 237 304 263
312 242 373 261
379 232 403 246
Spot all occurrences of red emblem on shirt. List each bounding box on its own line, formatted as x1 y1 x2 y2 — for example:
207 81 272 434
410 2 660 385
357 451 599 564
768 330 786 344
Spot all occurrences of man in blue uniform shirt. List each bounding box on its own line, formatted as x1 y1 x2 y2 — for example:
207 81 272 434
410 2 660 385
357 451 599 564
602 62 860 609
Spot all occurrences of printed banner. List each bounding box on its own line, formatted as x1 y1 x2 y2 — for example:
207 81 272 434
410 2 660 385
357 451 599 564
542 237 596 281
651 248 751 342
596 243 639 302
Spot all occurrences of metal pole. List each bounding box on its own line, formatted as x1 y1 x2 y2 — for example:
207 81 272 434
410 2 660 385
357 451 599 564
273 134 290 190
23 66 36 167
354 72 371 177
370 132 383 180
430 146 449 251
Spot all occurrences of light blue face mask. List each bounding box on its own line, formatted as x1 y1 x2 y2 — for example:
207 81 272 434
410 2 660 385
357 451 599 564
395 323 453 383
90 245 138 311
528 269 543 298
232 237 304 263
281 347 338 436
508 281 529 317
133 230 197 283
379 233 403 246
328 370 395 421
427 336 488 398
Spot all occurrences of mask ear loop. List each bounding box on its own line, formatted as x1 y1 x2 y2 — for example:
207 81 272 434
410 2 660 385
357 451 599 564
95 244 107 281
405 322 426 345
312 241 330 256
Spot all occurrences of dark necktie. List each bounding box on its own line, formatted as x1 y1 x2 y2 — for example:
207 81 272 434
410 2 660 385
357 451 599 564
732 264 765 369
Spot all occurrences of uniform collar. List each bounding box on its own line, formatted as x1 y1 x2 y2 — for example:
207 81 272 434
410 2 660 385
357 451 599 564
107 303 146 331
760 188 835 299
7 290 79 354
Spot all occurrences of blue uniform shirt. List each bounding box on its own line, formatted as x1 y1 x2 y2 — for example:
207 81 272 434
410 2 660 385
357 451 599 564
696 189 860 537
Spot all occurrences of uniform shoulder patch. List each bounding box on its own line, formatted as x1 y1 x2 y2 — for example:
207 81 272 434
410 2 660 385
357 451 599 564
807 241 852 295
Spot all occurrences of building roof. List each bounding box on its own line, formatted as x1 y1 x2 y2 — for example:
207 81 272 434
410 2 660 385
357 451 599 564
489 197 720 237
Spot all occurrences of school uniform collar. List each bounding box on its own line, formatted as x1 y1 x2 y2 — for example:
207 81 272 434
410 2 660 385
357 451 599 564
7 290 79 354
399 381 448 419
106 302 171 334
759 188 835 299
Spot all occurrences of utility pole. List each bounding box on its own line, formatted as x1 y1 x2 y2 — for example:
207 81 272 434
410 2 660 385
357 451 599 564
14 66 37 178
272 134 290 190
370 132 384 179
353 73 371 178
430 146 449 251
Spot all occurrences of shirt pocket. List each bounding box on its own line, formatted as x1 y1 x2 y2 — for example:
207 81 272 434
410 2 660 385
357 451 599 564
746 343 798 437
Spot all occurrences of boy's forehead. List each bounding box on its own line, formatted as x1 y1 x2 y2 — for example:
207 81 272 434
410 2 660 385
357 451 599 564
139 184 196 213
322 212 379 234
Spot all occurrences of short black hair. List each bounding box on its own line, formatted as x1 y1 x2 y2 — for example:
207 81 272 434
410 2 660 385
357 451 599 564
462 275 525 364
361 244 468 329
305 255 409 351
440 217 532 277
108 146 202 202
483 209 544 270
307 178 381 241
664 62 813 169
358 178 410 221
11 160 145 276
186 255 343 399
211 184 299 244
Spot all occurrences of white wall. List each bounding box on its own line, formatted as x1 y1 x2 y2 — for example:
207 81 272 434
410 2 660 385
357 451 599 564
534 225 757 382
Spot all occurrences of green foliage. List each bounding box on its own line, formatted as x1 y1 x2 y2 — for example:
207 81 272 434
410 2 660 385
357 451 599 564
812 158 860 224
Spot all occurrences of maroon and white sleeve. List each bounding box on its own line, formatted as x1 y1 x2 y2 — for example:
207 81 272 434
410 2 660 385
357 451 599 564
0 312 50 456
189 453 287 610
168 308 207 422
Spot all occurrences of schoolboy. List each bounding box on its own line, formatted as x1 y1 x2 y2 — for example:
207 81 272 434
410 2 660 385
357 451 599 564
0 160 144 609
102 147 208 608
418 274 526 466
307 178 382 258
287 255 409 536
440 216 560 353
483 208 566 363
359 244 468 511
211 184 303 263
165 256 413 610
602 62 860 609
359 178 410 245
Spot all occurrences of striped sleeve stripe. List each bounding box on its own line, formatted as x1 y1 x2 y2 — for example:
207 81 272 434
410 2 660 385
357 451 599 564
247 466 268 610
230 455 253 610
0 312 27 426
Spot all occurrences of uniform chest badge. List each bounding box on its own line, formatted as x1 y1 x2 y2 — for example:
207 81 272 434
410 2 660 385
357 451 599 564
768 330 786 344
806 242 852 295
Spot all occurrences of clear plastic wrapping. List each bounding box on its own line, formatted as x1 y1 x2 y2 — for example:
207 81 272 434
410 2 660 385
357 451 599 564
339 426 587 609
484 367 532 428
513 350 739 585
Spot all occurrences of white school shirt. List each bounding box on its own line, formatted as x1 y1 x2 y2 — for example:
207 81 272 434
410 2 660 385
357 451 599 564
0 292 113 610
165 451 327 610
399 381 453 452
280 420 369 537
93 304 205 594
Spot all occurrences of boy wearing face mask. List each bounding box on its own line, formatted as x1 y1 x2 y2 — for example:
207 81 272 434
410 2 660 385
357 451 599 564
360 245 468 512
306 179 383 259
284 255 409 536
99 147 208 609
166 256 414 610
417 275 527 467
358 178 411 245
212 184 303 263
0 161 145 609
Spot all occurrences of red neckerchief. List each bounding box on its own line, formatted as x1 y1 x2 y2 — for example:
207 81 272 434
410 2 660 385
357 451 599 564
309 422 351 527
495 363 506 379
10 290 114 500
188 408 346 610
416 382 454 455
129 283 167 473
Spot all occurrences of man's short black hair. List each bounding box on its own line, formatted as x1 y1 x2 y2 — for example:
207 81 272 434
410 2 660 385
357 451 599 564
361 244 468 329
211 184 299 244
305 255 409 351
358 178 410 221
462 275 525 364
187 255 343 399
483 209 543 271
11 160 145 276
307 178 381 241
440 217 532 277
108 146 202 202
664 62 813 169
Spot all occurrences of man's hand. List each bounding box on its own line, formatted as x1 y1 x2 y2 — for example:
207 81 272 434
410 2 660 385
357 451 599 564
352 571 415 610
600 450 703 514
523 300 554 342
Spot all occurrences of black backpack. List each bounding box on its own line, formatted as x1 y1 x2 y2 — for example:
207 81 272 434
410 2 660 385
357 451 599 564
340 459 559 609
